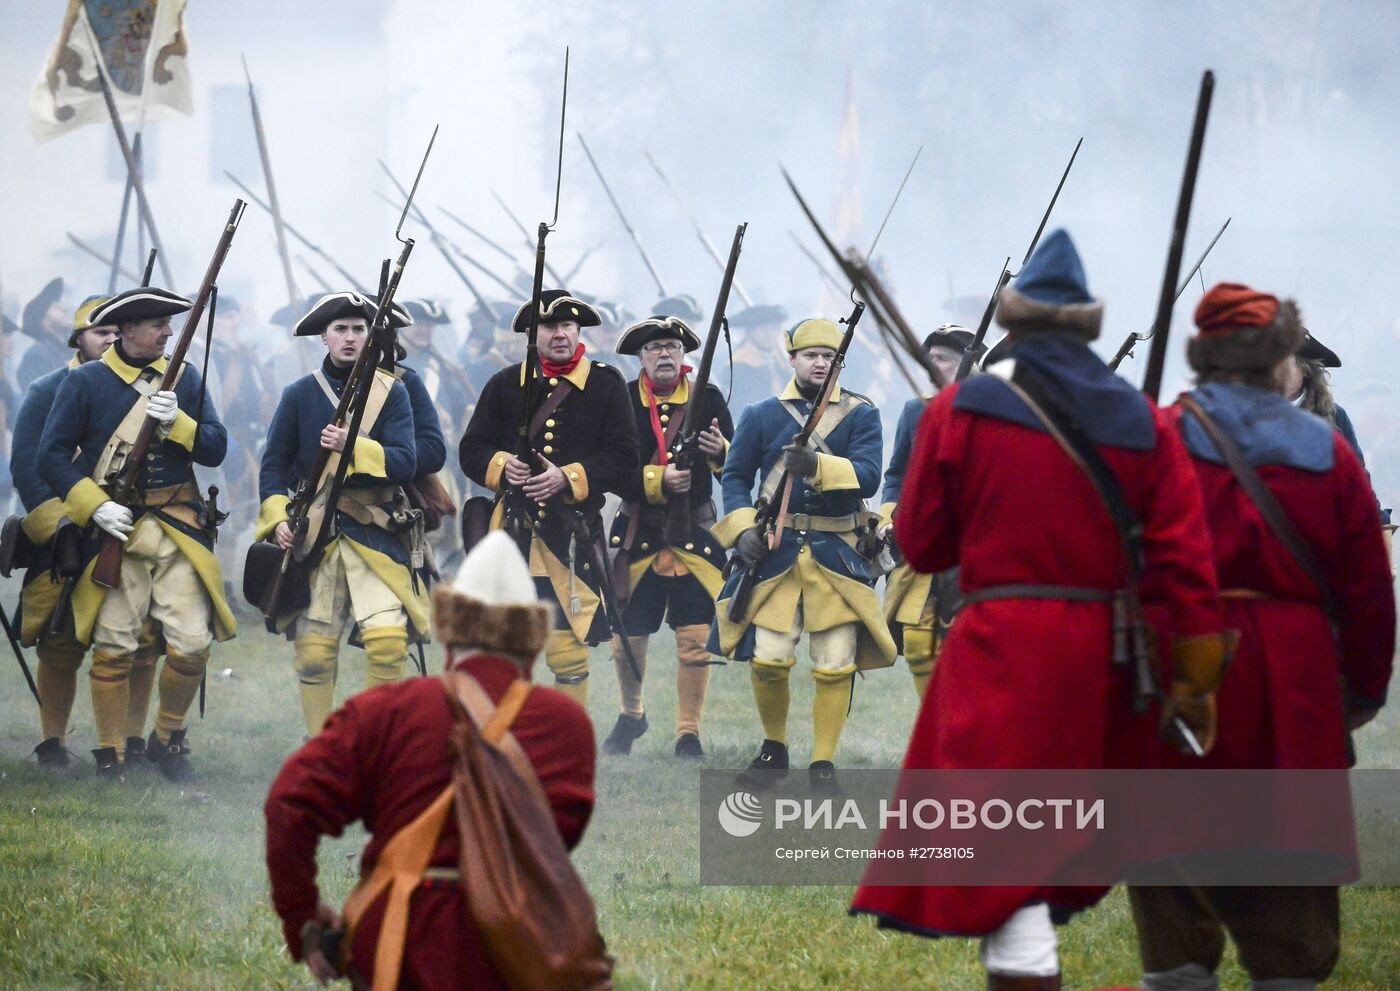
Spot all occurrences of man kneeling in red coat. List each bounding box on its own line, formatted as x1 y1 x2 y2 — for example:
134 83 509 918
264 531 597 990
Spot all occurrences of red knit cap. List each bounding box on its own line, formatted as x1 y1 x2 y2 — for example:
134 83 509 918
1193 282 1280 337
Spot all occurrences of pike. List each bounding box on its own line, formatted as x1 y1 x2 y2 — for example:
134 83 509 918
663 222 747 547
955 136 1083 381
249 128 436 619
491 189 569 286
577 132 668 297
1108 216 1230 371
109 132 141 293
90 200 248 588
644 151 754 307
80 19 174 288
439 205 534 282
67 232 141 284
0 602 40 707
225 171 370 293
372 188 496 309
788 230 847 296
242 54 303 315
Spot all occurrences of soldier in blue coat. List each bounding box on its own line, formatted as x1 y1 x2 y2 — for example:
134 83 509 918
38 287 233 780
710 317 895 791
879 325 981 698
255 292 428 737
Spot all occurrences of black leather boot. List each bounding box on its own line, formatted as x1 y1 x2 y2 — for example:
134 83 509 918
147 729 192 782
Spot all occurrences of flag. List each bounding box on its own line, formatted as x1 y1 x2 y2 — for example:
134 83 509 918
831 66 862 247
29 0 193 143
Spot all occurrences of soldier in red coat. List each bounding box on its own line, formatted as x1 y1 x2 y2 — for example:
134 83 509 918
1127 283 1395 991
850 230 1231 990
264 531 597 990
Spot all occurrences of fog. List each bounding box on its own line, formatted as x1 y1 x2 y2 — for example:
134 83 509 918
4 0 1399 498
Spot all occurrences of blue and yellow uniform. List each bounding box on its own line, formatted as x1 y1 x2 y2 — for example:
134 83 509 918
710 318 895 775
257 353 426 736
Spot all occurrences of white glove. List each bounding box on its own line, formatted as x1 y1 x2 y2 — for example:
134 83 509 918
146 390 179 436
92 501 134 542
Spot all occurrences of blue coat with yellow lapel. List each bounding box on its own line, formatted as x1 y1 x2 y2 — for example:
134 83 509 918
709 379 895 668
36 345 234 645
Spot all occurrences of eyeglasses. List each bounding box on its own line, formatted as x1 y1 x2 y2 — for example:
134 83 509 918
641 341 685 354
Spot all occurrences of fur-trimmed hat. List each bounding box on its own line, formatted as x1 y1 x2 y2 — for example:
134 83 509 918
89 286 192 328
995 228 1104 340
21 277 65 339
431 531 551 661
68 294 112 347
922 323 982 356
616 315 701 355
1297 330 1340 368
655 293 703 326
1186 282 1305 375
401 297 449 326
511 289 601 334
784 318 843 353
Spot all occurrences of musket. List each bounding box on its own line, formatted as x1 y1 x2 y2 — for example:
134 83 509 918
225 171 370 293
372 188 495 309
491 189 568 285
109 132 140 293
439 205 532 280
243 54 303 315
1108 216 1230 371
90 199 248 588
80 20 174 288
954 136 1083 381
663 223 746 547
67 232 141 284
141 249 158 287
727 302 864 622
258 128 436 616
576 133 667 297
0 602 40 707
644 151 753 306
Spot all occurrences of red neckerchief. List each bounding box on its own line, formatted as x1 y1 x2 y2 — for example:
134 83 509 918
539 343 586 378
640 367 692 465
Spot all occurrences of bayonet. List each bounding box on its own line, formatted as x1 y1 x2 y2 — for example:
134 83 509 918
373 188 499 305
109 132 140 292
226 171 369 292
491 190 568 286
577 132 668 297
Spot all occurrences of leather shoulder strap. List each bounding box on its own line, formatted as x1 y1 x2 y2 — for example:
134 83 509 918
1178 394 1339 629
528 380 574 443
442 672 547 805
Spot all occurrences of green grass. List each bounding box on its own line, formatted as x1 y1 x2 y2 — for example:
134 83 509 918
1 626 1398 989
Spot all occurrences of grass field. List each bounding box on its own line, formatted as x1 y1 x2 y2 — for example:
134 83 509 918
1 619 1398 990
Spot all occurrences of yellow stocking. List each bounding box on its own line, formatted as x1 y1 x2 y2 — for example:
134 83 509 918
611 635 649 718
812 666 856 763
904 628 936 700
89 650 134 751
294 633 340 736
674 624 712 738
154 649 209 743
35 636 85 744
547 629 590 707
362 626 409 690
749 657 794 745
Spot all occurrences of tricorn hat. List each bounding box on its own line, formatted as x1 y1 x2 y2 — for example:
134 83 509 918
654 293 703 326
88 286 192 328
432 531 551 661
616 315 701 356
21 277 65 339
68 294 112 347
511 289 601 334
1186 282 1305 375
922 323 982 357
292 291 376 337
1297 330 1340 368
401 297 449 326
995 228 1104 340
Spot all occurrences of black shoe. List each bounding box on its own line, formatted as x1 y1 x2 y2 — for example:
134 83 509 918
92 747 124 781
147 729 192 782
601 713 648 756
124 736 147 767
808 760 842 796
735 739 789 791
674 732 704 759
34 737 70 768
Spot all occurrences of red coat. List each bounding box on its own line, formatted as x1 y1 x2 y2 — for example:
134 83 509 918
851 379 1223 937
264 655 596 991
1157 402 1394 769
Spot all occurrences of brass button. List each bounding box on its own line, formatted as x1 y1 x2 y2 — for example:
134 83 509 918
702 546 711 554
545 419 556 428
543 445 554 454
685 542 694 550
544 432 554 440
611 536 620 546
661 403 670 411
147 453 156 461
660 414 669 424
549 377 559 386
537 510 546 519
640 542 650 551
799 546 808 555
568 471 579 480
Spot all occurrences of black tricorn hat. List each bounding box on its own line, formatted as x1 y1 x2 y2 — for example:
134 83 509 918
293 291 376 337
922 323 983 357
982 333 1013 367
1297 330 1340 368
21 277 65 339
511 289 601 334
616 316 702 356
401 297 449 326
89 286 192 327
654 293 703 326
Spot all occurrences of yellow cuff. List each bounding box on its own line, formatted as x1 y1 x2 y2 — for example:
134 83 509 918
708 437 730 476
711 506 758 548
62 478 109 527
254 495 291 542
164 411 198 451
643 464 667 506
350 437 386 479
484 450 512 492
877 501 897 529
20 498 66 544
811 453 860 492
561 463 589 504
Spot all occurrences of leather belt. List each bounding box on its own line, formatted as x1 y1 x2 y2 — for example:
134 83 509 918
141 483 199 507
958 584 1115 612
788 513 858 534
421 866 460 884
1220 588 1267 599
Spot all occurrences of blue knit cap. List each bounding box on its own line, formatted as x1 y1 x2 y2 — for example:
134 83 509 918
1012 228 1092 305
